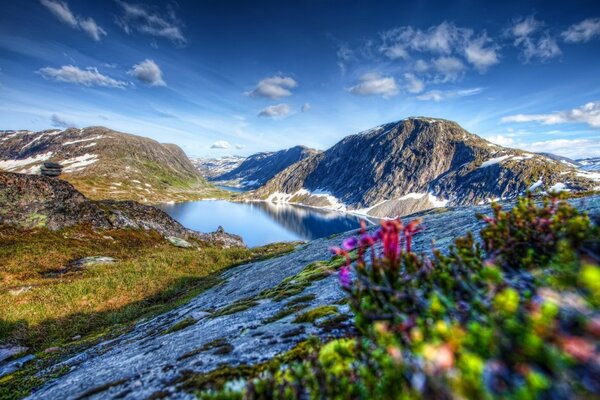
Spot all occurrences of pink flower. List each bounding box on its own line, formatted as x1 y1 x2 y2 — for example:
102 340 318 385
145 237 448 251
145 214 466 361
342 237 358 250
339 266 351 288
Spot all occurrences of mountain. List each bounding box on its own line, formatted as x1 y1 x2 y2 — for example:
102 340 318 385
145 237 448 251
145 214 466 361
208 146 320 189
251 117 599 217
537 152 581 168
577 157 600 171
191 155 246 179
0 127 221 204
0 171 243 247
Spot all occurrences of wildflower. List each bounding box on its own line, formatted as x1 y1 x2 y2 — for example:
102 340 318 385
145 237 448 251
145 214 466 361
339 266 351 289
342 237 358 251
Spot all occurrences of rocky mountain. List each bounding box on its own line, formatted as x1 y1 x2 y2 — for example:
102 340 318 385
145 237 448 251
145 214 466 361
0 127 220 203
191 155 246 179
0 171 243 247
578 157 600 171
251 117 599 217
208 146 320 189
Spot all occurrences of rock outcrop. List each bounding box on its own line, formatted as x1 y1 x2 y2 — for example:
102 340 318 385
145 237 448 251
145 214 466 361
0 127 215 203
250 117 599 217
0 171 244 248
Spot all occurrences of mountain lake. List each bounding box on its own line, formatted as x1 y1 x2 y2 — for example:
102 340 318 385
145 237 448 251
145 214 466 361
158 200 374 247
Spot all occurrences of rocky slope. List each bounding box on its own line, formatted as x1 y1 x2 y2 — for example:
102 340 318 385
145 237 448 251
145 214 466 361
208 146 320 189
0 127 220 203
0 171 243 247
578 157 600 171
15 195 600 399
191 155 246 179
251 117 599 217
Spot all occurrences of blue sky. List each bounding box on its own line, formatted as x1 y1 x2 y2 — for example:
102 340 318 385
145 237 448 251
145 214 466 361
1 0 599 158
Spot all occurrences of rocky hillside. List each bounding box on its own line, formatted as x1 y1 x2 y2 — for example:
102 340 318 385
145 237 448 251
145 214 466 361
208 146 320 189
191 155 246 179
0 171 243 247
578 157 600 171
0 127 222 203
251 117 599 217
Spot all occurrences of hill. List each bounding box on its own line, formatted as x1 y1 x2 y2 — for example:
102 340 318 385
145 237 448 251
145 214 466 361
251 117 599 217
0 127 223 203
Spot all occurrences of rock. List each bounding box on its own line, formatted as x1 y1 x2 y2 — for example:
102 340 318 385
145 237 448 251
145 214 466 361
40 162 63 177
216 226 225 234
167 236 193 248
0 345 28 363
44 347 61 354
71 335 82 341
70 256 117 268
0 354 35 379
8 286 32 296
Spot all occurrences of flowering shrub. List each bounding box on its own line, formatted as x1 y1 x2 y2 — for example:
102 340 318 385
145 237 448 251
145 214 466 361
198 195 600 399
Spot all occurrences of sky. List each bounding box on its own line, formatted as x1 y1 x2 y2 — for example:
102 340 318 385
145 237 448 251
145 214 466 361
0 0 599 159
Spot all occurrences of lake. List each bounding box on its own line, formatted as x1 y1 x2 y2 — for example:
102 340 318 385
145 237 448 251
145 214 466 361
158 200 373 247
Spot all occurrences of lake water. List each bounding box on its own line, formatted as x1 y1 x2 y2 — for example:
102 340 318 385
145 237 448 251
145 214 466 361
158 200 373 247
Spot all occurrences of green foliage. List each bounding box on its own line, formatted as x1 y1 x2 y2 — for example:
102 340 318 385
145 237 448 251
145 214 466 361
196 195 600 399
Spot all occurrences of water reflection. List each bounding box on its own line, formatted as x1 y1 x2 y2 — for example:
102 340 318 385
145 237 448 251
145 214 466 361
157 200 376 247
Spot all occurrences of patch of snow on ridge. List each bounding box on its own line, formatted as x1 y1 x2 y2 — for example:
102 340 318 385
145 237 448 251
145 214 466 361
529 179 543 191
61 154 98 173
548 182 570 193
0 152 53 171
428 193 449 208
266 188 347 212
576 171 600 181
63 136 104 146
479 155 512 168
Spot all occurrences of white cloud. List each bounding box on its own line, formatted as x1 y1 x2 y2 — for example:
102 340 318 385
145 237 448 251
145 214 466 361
485 134 516 147
525 138 600 158
508 16 561 62
258 103 292 118
348 73 398 99
78 17 107 41
128 59 166 87
115 0 186 45
403 73 424 94
235 144 246 149
417 87 482 102
301 102 311 112
432 56 466 82
464 34 499 72
211 140 231 149
50 114 76 128
38 65 127 88
501 101 600 128
247 76 298 99
40 0 106 41
561 18 600 43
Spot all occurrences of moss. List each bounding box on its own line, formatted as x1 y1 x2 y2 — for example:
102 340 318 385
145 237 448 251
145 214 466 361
293 306 339 324
210 299 259 318
162 317 197 335
177 338 233 361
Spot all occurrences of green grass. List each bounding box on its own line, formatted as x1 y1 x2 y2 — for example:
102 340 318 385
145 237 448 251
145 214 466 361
293 306 339 323
0 226 297 350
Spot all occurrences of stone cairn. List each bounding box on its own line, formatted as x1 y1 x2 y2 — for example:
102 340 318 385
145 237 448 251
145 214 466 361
40 162 63 177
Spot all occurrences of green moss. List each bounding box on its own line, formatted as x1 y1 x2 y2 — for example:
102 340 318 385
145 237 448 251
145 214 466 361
293 306 339 324
177 338 233 361
162 317 197 335
210 299 259 318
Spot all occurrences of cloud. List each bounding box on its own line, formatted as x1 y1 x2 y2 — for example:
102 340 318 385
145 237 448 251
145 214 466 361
301 102 311 112
432 56 466 82
348 73 398 99
258 103 292 118
247 76 298 99
38 65 127 88
464 34 500 72
128 59 166 86
403 73 424 94
485 134 516 147
501 101 600 128
487 135 600 159
50 114 76 128
40 0 106 41
235 144 246 149
508 16 561 62
561 18 600 43
416 87 483 102
211 140 231 149
115 0 186 45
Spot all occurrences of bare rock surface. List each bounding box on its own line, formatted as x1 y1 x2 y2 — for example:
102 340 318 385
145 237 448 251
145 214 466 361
25 195 600 399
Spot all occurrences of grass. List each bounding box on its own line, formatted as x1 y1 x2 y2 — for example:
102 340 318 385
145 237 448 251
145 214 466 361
293 306 339 323
0 226 298 350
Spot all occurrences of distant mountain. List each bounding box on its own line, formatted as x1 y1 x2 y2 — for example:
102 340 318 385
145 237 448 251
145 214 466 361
250 117 599 217
577 157 600 171
0 127 220 203
208 146 320 189
537 152 581 168
191 155 246 179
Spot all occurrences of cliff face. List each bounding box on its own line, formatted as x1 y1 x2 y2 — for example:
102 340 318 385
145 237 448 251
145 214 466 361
0 172 244 247
208 146 320 188
251 117 599 217
0 127 216 203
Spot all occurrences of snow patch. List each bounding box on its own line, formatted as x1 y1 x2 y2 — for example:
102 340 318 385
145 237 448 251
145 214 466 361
576 171 600 181
62 136 104 146
478 155 512 168
529 179 543 191
0 152 53 171
548 182 570 193
60 154 98 173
